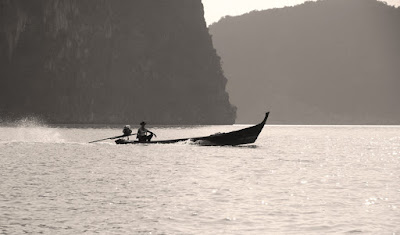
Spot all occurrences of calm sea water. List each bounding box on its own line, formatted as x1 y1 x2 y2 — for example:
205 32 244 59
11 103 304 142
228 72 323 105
0 121 399 234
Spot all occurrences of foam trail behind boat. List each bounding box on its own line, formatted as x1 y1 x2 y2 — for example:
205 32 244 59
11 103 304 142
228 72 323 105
0 117 65 143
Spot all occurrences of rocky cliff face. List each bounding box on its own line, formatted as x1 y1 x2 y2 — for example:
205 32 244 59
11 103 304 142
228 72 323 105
0 0 236 124
210 0 400 124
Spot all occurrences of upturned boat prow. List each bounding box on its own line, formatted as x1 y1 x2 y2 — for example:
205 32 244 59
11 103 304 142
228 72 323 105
115 112 270 146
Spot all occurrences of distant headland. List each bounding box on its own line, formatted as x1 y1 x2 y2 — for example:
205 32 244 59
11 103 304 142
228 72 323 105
210 0 400 124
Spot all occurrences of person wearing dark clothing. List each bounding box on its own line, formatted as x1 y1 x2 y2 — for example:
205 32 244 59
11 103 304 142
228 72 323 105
122 125 133 140
137 121 156 142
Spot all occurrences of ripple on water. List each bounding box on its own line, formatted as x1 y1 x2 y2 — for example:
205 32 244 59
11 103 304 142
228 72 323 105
0 125 399 234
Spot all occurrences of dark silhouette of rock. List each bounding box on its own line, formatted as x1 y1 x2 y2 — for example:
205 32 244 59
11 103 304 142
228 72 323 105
209 0 400 124
0 0 236 124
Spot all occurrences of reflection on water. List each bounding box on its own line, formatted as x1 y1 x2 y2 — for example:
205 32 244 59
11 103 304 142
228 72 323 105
0 125 399 234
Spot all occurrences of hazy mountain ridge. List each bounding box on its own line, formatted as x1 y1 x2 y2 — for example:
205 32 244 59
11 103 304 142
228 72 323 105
0 0 236 124
209 0 400 124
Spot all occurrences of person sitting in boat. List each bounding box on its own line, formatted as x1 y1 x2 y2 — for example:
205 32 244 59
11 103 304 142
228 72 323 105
122 125 132 140
137 121 156 142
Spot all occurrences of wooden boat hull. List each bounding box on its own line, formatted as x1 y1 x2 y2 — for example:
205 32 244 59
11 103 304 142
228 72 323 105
115 112 269 146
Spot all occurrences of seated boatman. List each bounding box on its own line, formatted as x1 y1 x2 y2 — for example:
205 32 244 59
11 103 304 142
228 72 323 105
137 121 157 142
122 125 132 140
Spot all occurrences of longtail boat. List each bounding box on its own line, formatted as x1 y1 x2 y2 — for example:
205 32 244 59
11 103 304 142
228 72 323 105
115 112 269 146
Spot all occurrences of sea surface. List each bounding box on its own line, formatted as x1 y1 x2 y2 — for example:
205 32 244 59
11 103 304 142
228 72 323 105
0 120 399 234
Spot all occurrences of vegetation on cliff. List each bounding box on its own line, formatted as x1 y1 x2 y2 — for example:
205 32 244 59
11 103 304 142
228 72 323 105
0 0 236 124
210 0 400 124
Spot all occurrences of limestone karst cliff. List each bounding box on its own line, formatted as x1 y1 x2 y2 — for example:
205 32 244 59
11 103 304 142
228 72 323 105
210 0 400 124
0 0 236 124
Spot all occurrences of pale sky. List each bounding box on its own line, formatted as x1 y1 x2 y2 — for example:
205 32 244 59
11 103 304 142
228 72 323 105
202 0 400 25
